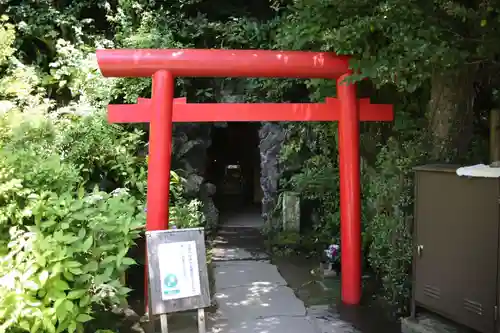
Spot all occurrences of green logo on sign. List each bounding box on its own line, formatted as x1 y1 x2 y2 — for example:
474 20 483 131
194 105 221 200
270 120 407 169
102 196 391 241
163 274 180 296
164 274 178 288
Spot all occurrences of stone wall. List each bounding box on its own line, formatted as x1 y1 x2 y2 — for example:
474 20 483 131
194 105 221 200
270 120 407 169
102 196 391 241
171 123 219 230
282 191 300 231
259 122 285 226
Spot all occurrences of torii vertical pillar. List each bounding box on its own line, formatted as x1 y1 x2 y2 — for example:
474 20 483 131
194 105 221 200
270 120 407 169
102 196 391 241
148 70 174 231
143 70 175 307
337 74 361 303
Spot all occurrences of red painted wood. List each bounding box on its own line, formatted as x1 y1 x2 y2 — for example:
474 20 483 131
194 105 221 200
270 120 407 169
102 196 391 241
97 47 395 307
337 75 361 305
107 98 393 123
138 97 186 104
146 71 174 232
96 49 350 79
143 70 175 314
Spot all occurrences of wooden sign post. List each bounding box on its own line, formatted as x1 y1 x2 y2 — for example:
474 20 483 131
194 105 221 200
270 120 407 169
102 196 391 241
146 227 211 333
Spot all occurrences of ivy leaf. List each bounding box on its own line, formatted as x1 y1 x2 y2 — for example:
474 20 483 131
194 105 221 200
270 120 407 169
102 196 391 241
64 300 74 312
63 271 74 281
19 320 30 331
55 301 68 322
36 255 47 267
101 255 116 265
68 267 83 275
77 186 85 200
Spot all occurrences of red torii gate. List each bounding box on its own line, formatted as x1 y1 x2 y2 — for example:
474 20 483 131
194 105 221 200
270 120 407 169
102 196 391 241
96 49 394 306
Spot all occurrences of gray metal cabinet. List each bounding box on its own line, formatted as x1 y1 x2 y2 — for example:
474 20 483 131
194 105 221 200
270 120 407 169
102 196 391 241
412 165 500 333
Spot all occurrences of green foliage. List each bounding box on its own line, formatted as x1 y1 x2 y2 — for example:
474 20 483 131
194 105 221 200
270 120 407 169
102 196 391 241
269 229 327 257
364 137 427 314
0 189 143 333
0 16 15 66
276 0 500 91
279 121 342 244
0 105 148 332
169 171 205 230
0 9 186 331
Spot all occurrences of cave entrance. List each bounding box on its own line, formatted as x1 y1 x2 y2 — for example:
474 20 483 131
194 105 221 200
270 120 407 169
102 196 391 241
206 122 262 213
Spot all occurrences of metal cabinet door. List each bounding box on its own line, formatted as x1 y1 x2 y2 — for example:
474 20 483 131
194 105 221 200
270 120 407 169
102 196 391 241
415 171 499 333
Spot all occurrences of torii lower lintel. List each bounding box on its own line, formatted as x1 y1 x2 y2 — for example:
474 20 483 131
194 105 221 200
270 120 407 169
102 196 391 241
108 97 393 123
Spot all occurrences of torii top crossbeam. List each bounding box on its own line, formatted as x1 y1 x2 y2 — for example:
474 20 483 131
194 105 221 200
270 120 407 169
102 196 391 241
96 49 351 79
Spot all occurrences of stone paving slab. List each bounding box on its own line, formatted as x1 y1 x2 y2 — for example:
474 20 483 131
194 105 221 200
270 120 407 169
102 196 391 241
307 305 360 333
211 247 269 262
209 316 316 333
213 261 287 290
214 284 306 320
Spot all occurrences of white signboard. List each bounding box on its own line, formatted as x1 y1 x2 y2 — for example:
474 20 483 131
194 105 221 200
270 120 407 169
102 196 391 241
157 241 201 300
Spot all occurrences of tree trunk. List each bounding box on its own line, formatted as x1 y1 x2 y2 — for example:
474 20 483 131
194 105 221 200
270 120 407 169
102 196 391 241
490 109 500 163
427 66 478 162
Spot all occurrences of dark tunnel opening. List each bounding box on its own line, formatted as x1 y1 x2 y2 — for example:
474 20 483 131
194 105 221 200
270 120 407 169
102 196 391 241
205 122 261 214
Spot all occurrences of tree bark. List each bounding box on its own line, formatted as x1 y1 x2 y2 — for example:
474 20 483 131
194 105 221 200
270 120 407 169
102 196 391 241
428 66 478 162
490 109 500 163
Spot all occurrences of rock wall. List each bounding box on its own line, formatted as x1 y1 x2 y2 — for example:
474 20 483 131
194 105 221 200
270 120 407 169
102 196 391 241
171 123 211 173
259 122 285 226
171 123 219 230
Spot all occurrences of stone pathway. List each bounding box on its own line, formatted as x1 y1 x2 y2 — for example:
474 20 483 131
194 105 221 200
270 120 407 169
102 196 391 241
206 212 360 333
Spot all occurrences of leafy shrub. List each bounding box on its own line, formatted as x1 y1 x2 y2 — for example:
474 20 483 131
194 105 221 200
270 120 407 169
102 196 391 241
169 171 205 230
0 5 207 333
0 189 144 333
364 137 427 314
169 199 205 229
0 107 148 332
278 121 354 253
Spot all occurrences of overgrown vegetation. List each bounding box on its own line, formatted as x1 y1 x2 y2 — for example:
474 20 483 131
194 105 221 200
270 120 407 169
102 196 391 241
0 3 204 331
0 0 498 330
